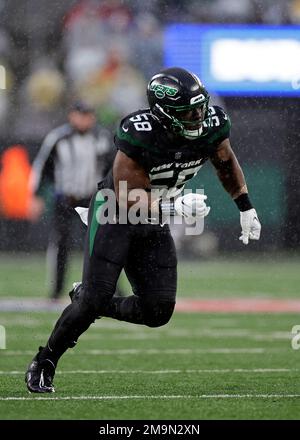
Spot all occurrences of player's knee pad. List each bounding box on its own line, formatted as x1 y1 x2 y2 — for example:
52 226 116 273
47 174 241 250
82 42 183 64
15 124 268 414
142 296 176 328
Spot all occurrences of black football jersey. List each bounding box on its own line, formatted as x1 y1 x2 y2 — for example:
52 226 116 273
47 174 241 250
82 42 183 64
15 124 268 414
102 106 230 198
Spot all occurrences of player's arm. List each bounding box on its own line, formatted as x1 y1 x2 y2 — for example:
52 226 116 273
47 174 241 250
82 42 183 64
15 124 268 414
210 138 261 244
210 138 248 199
113 150 155 214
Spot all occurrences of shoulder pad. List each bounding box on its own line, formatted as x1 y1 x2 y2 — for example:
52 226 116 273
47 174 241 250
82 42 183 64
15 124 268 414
116 109 157 150
209 106 230 126
204 105 231 144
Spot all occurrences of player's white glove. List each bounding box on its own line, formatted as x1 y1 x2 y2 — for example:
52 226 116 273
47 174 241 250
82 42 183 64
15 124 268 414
239 208 261 245
174 193 210 219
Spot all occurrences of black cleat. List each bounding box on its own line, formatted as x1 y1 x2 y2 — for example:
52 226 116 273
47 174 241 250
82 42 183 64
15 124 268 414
25 347 55 393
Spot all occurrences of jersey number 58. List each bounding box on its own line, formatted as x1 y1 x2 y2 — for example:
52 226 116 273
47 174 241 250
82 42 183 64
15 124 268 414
130 114 152 131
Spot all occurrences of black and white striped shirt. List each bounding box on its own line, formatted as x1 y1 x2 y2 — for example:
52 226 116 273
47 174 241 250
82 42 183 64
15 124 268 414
31 123 113 199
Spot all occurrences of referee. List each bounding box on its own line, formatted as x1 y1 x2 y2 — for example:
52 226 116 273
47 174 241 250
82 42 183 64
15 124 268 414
31 101 114 300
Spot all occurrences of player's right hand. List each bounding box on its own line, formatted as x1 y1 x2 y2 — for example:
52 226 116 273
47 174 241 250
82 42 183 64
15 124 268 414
174 193 210 219
239 208 261 245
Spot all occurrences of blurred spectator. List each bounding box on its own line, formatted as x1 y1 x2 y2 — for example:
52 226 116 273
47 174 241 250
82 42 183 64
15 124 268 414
0 27 10 58
30 100 114 300
26 66 65 110
183 0 292 24
129 13 163 79
0 27 12 134
289 0 300 23
252 0 291 24
76 47 147 127
183 0 254 23
13 60 66 141
63 0 133 81
213 0 255 22
62 0 146 126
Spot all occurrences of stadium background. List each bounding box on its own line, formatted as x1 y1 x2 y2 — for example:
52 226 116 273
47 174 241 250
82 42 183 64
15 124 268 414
0 0 299 254
0 0 300 421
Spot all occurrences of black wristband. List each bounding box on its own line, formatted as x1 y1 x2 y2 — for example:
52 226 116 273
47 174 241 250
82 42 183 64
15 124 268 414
234 193 253 212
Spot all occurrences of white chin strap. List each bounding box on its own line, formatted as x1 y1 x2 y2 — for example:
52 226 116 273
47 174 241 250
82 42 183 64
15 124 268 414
183 125 203 139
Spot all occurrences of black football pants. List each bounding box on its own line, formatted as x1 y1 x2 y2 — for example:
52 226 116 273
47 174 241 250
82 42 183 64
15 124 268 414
43 191 177 363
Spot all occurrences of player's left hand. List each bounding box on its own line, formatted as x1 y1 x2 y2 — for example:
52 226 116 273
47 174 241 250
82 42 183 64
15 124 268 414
239 208 261 245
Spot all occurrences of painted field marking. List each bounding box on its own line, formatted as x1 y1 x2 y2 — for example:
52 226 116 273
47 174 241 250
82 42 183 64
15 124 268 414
6 327 292 340
176 298 300 313
2 297 300 313
0 348 269 356
2 394 300 401
0 368 297 375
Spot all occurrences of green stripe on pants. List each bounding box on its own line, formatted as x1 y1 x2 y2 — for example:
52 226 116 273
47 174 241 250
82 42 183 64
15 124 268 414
89 191 106 256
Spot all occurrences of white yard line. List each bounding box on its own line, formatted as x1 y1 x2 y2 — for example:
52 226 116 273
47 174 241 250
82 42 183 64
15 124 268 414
2 297 300 314
1 394 300 401
6 329 292 342
0 368 297 375
1 348 269 356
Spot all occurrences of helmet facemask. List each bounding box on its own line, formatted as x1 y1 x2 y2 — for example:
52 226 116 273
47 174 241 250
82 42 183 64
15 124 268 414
166 99 210 139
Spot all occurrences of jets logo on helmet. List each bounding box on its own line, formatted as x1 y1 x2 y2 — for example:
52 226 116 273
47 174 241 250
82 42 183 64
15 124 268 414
149 84 179 99
147 67 211 140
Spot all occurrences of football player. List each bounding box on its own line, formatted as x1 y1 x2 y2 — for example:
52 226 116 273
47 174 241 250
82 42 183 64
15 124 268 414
25 67 261 392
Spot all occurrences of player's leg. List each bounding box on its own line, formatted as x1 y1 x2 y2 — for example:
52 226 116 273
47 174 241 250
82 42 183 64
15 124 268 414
102 224 177 327
42 222 176 349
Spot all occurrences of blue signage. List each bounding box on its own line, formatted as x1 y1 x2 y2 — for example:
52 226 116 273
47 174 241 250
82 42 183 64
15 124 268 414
164 24 300 96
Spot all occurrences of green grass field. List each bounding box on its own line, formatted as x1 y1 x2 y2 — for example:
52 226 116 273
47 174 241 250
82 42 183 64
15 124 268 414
0 253 300 420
